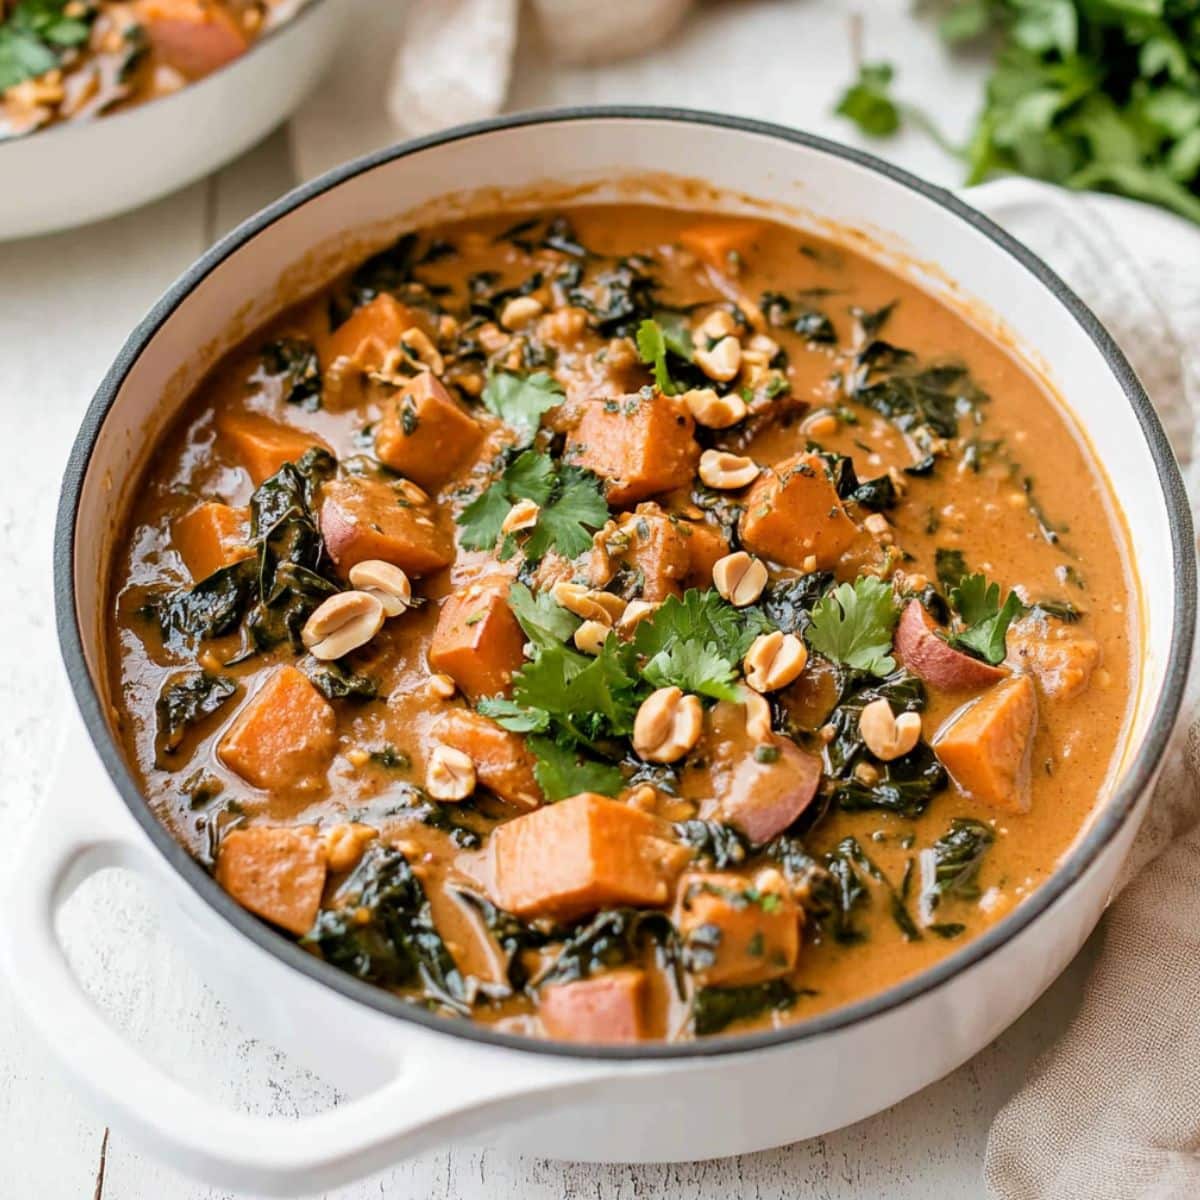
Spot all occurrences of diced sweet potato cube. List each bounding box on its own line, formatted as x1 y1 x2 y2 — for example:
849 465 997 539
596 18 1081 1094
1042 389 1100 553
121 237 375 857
173 501 252 582
566 392 699 506
738 452 861 569
319 475 454 578
137 0 248 79
428 574 525 701
679 218 766 272
675 870 799 987
434 709 542 810
218 666 337 792
935 675 1038 814
374 372 482 491
681 520 729 587
215 410 330 486
491 793 691 920
215 825 327 936
1007 622 1101 700
321 294 417 373
594 505 690 601
540 969 649 1043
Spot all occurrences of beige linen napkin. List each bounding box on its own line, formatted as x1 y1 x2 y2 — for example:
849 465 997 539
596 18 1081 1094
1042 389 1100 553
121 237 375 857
967 181 1200 1199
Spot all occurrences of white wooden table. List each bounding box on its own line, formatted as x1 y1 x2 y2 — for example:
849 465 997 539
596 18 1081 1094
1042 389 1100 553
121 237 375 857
0 4 1101 1196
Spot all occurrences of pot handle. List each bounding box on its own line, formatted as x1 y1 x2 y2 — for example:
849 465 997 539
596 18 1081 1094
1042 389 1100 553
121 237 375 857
0 727 589 1195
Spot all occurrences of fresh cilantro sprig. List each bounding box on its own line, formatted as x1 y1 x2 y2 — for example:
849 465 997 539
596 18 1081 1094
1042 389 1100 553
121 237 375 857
835 62 902 137
642 641 741 702
806 577 902 676
0 0 92 92
527 736 624 802
456 450 608 561
635 314 694 395
507 581 581 650
947 573 1022 666
481 370 564 446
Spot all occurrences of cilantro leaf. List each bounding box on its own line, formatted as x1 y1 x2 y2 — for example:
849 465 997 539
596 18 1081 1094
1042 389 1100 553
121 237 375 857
835 62 902 137
634 589 773 663
476 696 550 734
807 577 902 676
455 453 607 561
507 582 580 650
456 482 511 551
643 641 742 702
523 466 609 561
529 736 623 801
636 318 679 395
0 1 92 91
482 371 565 445
947 573 1023 665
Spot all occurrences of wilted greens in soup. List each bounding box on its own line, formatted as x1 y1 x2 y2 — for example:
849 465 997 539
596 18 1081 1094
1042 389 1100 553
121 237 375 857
107 204 1134 1043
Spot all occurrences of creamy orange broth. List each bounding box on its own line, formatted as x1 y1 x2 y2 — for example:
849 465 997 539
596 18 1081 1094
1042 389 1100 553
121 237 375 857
106 205 1134 1042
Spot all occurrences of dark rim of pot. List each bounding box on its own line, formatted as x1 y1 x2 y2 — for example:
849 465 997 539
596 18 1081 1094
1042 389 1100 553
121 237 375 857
54 106 1197 1062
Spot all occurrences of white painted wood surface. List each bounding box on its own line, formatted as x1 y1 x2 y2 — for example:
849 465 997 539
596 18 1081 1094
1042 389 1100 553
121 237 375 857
0 4 1101 1196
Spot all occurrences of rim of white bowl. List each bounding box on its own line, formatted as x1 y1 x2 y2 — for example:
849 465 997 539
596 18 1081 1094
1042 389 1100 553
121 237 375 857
54 106 1197 1062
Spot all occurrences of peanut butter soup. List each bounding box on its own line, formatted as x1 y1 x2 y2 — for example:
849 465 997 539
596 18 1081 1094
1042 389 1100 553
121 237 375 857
107 205 1134 1043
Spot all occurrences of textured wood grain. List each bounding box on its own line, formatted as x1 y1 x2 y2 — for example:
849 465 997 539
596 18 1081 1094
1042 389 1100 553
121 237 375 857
0 7 1092 1198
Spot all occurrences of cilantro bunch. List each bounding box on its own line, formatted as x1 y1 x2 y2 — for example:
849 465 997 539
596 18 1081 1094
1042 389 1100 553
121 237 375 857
0 0 92 92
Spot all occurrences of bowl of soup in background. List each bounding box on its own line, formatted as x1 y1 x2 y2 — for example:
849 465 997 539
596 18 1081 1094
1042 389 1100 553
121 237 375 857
3 109 1193 1192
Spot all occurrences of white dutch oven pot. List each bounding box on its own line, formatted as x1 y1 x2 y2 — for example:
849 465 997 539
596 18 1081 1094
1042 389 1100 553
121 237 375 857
0 0 342 240
4 110 1194 1194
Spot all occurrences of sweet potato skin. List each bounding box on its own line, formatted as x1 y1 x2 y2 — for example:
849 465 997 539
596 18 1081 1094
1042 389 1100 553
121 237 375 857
491 793 690 920
895 600 1008 691
319 475 454 578
540 969 649 1043
218 666 337 792
675 871 800 987
566 392 699 506
738 452 860 569
434 709 543 810
935 675 1038 813
137 0 248 79
173 501 251 582
216 825 327 936
374 372 482 490
215 411 329 485
428 575 526 701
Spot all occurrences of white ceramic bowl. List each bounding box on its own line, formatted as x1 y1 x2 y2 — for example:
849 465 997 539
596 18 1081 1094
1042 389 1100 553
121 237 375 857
8 109 1195 1193
0 0 342 240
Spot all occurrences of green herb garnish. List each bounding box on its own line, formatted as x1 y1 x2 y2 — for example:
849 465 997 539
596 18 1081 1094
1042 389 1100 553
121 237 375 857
806 577 902 676
481 370 565 445
948 573 1022 665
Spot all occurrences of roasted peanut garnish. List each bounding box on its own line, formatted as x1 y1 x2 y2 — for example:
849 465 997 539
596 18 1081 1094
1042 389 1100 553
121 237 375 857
501 498 541 534
347 560 413 617
743 631 808 692
573 619 611 656
743 688 774 744
302 591 385 660
684 388 748 429
712 551 768 607
699 449 759 489
858 698 922 761
633 687 704 763
500 295 544 330
426 745 476 800
694 335 741 383
552 580 626 625
324 823 378 873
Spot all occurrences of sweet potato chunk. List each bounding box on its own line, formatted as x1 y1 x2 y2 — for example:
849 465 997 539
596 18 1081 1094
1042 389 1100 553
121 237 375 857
675 870 799 987
540 969 649 1043
173 501 251 582
935 675 1038 814
1007 622 1101 700
320 475 454 578
566 392 699 506
137 0 248 79
434 709 543 810
594 505 691 601
705 702 821 843
491 793 691 920
215 410 329 485
738 453 860 569
374 372 482 491
679 218 765 272
321 294 416 373
896 600 1008 692
428 575 525 701
681 520 730 587
215 825 327 936
218 666 337 792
